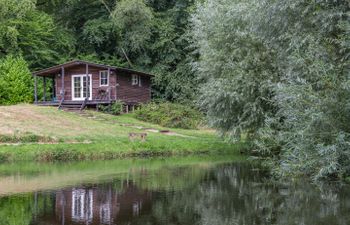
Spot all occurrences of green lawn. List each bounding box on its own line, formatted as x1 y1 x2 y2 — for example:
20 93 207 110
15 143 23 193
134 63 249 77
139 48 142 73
0 104 245 162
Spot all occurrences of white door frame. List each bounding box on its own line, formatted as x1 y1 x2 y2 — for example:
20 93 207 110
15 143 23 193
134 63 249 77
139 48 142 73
71 74 92 101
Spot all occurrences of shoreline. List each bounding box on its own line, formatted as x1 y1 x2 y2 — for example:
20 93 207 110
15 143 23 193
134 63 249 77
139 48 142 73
0 105 247 162
0 141 247 162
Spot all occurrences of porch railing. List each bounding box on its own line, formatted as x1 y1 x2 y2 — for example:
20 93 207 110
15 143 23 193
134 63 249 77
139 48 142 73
58 90 65 109
94 87 112 102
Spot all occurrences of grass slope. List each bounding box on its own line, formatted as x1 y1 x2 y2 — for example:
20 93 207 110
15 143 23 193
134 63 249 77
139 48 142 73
0 105 243 162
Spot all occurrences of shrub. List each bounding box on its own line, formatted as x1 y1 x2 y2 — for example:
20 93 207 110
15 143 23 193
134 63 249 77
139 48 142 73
0 132 54 143
0 56 33 105
135 102 203 129
98 101 123 115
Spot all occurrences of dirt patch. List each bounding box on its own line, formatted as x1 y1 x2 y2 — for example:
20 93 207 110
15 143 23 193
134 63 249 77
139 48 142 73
143 128 159 133
0 126 14 135
161 131 189 137
0 105 81 134
0 105 118 137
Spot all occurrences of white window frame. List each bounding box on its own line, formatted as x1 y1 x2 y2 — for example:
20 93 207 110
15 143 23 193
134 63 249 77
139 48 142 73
132 74 138 86
99 70 109 87
71 74 92 101
138 75 142 87
131 74 142 87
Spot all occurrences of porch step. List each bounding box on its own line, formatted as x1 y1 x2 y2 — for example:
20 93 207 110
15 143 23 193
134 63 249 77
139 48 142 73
62 108 81 112
61 104 82 108
59 101 84 111
61 101 84 105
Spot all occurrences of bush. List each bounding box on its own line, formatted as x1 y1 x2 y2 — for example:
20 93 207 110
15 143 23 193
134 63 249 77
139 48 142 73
0 56 33 105
0 132 54 143
98 101 123 115
135 102 203 129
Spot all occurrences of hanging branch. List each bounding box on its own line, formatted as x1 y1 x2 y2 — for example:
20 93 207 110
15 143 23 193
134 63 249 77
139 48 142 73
121 47 134 68
99 0 133 67
99 0 112 14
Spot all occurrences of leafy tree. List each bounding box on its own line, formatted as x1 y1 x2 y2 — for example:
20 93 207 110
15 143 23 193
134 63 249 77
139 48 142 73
254 0 350 180
192 0 350 180
191 0 278 140
0 56 33 105
148 0 198 103
15 11 75 69
112 0 154 56
0 0 36 55
0 0 74 69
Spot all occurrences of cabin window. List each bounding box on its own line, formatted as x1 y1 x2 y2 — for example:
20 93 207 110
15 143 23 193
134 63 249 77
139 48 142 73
100 71 109 86
132 74 142 87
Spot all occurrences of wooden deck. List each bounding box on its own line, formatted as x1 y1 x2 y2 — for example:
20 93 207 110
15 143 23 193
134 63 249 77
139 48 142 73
36 100 113 107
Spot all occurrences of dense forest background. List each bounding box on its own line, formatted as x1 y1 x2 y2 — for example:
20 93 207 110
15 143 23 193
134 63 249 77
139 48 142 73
0 0 198 104
0 0 349 181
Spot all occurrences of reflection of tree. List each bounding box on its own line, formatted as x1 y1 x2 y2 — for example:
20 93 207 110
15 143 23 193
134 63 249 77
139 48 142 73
131 164 350 225
0 192 53 225
0 195 33 225
130 164 210 191
192 165 350 225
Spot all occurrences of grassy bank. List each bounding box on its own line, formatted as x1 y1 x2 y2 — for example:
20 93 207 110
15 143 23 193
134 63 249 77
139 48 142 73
0 105 244 162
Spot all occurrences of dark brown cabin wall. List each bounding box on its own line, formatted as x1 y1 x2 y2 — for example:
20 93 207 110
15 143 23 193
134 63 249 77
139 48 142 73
54 64 151 103
55 65 117 101
53 184 152 224
116 72 151 103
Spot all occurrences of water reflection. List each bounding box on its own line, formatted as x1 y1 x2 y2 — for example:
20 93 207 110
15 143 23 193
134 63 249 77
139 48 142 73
39 182 151 225
0 160 349 225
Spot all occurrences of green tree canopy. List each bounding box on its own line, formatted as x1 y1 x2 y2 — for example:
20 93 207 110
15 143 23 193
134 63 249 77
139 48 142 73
0 56 33 105
191 0 278 139
0 0 74 69
112 0 154 55
192 0 350 180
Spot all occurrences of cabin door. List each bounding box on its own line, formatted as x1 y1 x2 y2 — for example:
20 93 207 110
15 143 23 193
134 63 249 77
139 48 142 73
72 75 92 101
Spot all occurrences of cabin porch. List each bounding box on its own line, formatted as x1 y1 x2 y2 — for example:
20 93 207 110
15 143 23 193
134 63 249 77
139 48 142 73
32 61 115 111
35 100 140 113
35 100 113 107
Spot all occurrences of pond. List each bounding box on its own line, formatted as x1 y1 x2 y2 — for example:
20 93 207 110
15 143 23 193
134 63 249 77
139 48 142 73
0 155 349 225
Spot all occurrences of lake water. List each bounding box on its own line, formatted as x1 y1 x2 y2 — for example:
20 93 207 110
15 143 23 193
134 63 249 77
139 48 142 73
0 155 349 225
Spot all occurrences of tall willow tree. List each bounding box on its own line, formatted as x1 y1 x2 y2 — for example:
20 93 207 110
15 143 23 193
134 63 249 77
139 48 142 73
191 0 278 140
192 0 350 180
254 0 350 180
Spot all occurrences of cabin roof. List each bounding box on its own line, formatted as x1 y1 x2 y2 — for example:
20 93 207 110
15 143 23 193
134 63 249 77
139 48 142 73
32 60 154 77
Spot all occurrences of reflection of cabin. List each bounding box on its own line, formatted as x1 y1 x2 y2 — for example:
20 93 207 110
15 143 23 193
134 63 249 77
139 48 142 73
51 183 152 225
32 60 153 111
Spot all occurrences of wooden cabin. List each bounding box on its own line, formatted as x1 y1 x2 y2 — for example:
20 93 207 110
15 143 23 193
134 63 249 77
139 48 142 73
32 60 153 111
